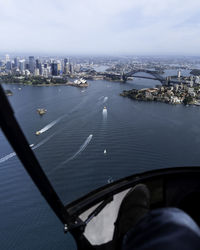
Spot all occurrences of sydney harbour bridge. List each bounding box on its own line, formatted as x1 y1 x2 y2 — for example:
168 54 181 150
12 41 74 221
123 69 165 83
104 69 184 85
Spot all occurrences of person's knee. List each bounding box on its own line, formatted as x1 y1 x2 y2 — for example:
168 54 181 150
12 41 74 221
122 208 200 250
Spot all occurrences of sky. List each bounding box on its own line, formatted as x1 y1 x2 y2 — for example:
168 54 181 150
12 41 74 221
0 0 200 55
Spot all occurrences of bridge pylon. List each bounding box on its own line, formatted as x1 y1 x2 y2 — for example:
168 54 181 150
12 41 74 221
121 71 127 82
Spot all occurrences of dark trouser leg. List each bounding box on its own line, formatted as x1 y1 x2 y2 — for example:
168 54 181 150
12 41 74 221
122 207 200 250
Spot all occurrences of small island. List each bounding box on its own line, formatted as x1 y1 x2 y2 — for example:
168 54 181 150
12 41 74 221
120 84 200 106
37 108 47 115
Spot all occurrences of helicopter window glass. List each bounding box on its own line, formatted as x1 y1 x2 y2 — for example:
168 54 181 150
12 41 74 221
79 189 130 245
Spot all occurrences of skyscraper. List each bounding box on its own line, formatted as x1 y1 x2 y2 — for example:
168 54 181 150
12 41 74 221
36 59 40 69
6 61 12 71
64 58 68 74
14 57 19 69
19 60 25 72
5 54 10 63
51 62 58 76
64 58 68 66
29 56 35 74
69 63 74 75
57 62 61 75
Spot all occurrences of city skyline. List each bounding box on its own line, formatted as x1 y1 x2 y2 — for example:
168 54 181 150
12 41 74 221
1 0 200 55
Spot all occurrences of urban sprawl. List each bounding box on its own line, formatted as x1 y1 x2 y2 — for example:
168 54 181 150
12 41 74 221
1 54 200 105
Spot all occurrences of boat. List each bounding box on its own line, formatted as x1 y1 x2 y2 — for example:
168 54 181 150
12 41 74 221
29 144 34 147
37 108 47 115
103 106 107 110
2 84 200 250
35 131 41 135
5 89 13 96
104 149 107 154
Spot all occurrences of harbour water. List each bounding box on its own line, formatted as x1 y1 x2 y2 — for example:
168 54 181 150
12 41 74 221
1 75 200 249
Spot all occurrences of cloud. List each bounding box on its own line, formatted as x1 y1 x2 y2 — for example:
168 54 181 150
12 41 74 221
0 0 200 55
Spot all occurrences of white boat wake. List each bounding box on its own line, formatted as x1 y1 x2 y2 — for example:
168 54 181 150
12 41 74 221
102 109 107 120
0 144 33 164
0 132 58 164
103 97 108 103
32 132 58 150
62 134 93 164
98 96 104 101
0 152 16 164
38 117 62 134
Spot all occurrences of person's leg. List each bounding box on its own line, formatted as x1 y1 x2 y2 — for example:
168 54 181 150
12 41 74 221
122 207 200 250
113 184 150 249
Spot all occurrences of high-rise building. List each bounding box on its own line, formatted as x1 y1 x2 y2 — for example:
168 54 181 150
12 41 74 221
51 62 58 76
74 64 81 72
43 68 48 78
69 63 74 74
38 64 43 75
29 56 35 73
14 57 19 68
19 60 25 72
36 59 40 69
6 61 12 71
64 58 68 66
57 62 61 75
5 54 10 63
34 68 40 76
63 58 68 74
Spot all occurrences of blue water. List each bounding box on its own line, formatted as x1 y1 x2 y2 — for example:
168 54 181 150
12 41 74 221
1 76 200 249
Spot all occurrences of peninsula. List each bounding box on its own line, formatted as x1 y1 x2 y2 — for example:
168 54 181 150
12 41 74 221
120 84 200 106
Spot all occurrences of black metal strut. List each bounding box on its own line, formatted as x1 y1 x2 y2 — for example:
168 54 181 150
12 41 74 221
0 85 71 226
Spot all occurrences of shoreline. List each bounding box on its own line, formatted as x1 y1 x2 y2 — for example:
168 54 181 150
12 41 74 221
1 81 89 88
0 82 68 86
120 87 200 106
0 82 73 87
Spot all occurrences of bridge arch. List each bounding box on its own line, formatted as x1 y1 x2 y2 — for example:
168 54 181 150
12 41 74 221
124 69 165 83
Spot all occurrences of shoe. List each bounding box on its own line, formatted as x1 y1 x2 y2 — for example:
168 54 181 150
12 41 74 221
113 184 150 246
